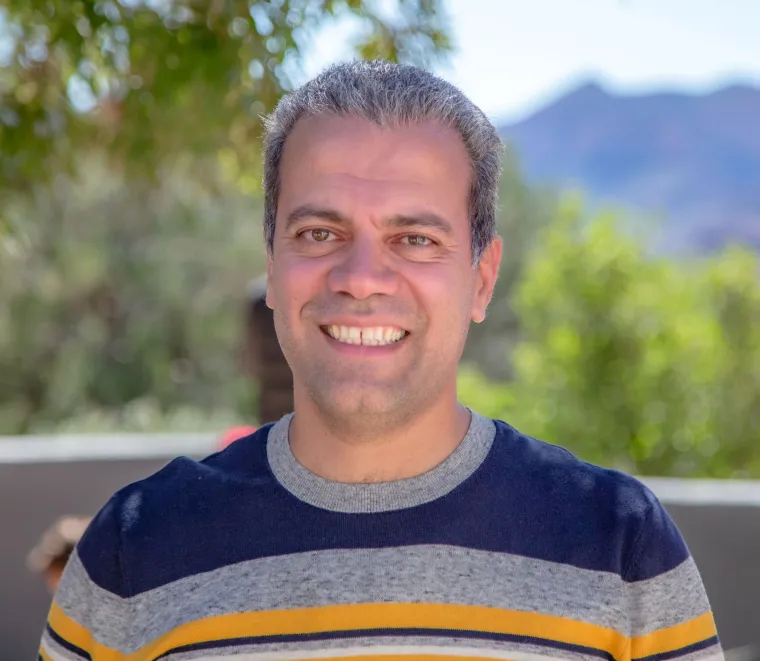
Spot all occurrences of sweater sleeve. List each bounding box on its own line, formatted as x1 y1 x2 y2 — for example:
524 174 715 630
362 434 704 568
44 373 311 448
624 498 724 661
39 495 132 661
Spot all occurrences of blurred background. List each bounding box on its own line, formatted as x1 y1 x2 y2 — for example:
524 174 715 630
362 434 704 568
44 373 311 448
0 0 759 658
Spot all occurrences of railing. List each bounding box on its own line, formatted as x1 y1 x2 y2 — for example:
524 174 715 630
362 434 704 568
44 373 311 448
0 432 218 463
3 434 760 506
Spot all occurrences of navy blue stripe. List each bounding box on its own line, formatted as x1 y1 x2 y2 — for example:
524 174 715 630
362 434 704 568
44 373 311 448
81 422 688 597
634 636 721 661
154 627 617 661
46 623 92 661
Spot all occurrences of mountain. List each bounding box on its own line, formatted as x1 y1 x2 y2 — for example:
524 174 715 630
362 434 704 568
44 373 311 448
499 81 760 252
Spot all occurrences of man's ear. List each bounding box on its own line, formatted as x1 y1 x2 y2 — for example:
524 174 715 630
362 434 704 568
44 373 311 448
471 236 502 324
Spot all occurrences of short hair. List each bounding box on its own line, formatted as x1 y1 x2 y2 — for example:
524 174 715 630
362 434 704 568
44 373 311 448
262 60 503 265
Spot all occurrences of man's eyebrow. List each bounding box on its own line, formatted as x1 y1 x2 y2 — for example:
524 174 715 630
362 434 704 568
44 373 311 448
284 206 453 235
388 213 453 235
285 205 349 230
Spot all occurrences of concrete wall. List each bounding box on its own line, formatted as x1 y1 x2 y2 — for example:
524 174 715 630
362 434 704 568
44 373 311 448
1 437 759 659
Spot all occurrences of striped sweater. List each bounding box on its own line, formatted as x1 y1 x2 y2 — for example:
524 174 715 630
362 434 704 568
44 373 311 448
40 411 723 661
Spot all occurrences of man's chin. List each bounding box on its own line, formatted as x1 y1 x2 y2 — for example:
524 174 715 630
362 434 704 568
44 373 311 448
311 383 407 416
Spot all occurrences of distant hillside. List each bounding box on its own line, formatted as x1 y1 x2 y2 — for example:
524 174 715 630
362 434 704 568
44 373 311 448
499 82 760 252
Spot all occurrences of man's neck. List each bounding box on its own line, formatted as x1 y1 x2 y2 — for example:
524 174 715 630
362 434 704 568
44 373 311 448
287 395 472 484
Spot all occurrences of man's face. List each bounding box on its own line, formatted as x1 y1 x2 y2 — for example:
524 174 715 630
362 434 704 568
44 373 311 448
267 115 501 428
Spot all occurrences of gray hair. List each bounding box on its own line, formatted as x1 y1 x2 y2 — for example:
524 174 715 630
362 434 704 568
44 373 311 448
262 60 503 264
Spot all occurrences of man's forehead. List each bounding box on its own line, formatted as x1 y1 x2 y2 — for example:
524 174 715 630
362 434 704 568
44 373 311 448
280 114 471 189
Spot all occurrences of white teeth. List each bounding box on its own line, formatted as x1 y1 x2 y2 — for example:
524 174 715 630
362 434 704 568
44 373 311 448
325 325 406 346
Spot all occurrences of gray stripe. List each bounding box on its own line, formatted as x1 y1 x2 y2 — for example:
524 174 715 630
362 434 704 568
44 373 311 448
54 551 133 653
633 647 723 661
266 409 496 512
627 556 713 636
58 547 712 655
166 636 595 661
661 647 724 661
61 544 639 653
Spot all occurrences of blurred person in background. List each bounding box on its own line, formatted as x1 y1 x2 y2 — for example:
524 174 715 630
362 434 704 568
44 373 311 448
217 425 256 450
27 516 91 595
243 274 295 424
38 61 724 661
213 275 291 451
216 425 257 450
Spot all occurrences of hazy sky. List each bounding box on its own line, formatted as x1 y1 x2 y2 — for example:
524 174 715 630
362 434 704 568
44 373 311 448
301 0 760 124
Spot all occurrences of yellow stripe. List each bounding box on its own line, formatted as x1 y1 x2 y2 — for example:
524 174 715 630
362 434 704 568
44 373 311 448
48 601 126 661
39 647 53 661
136 603 628 661
631 612 718 659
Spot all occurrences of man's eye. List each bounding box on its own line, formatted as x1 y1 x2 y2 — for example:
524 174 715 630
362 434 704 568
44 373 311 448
302 229 335 242
401 235 434 247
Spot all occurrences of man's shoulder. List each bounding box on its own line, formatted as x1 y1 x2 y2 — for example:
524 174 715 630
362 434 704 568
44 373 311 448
486 418 687 578
491 418 658 515
118 422 274 502
75 424 277 595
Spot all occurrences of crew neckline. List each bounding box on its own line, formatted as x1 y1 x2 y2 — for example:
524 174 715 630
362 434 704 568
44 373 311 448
266 409 496 513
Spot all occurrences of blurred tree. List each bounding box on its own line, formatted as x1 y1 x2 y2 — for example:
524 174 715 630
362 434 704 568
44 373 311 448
462 145 558 379
0 0 451 434
460 196 760 478
0 158 265 433
701 247 760 475
0 0 451 194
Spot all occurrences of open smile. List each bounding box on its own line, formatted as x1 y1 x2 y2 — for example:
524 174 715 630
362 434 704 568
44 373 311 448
320 325 409 347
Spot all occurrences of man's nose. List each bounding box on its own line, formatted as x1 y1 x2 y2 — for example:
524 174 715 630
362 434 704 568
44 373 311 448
326 237 400 300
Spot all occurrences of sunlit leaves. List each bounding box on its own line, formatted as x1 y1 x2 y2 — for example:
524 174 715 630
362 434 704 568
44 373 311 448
0 0 451 189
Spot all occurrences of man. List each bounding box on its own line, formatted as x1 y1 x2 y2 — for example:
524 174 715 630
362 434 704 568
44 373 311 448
39 61 723 661
27 515 91 594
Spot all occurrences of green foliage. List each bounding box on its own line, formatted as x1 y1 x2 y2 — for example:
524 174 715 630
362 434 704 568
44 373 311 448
0 0 451 434
457 365 514 420
0 158 265 433
459 197 760 478
699 248 760 473
0 0 451 192
461 145 558 379
48 397 251 434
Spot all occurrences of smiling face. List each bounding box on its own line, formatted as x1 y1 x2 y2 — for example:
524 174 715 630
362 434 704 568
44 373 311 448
266 114 501 432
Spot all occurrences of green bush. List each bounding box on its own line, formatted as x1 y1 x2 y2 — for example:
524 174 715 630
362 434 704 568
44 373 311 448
459 197 760 478
0 160 263 434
